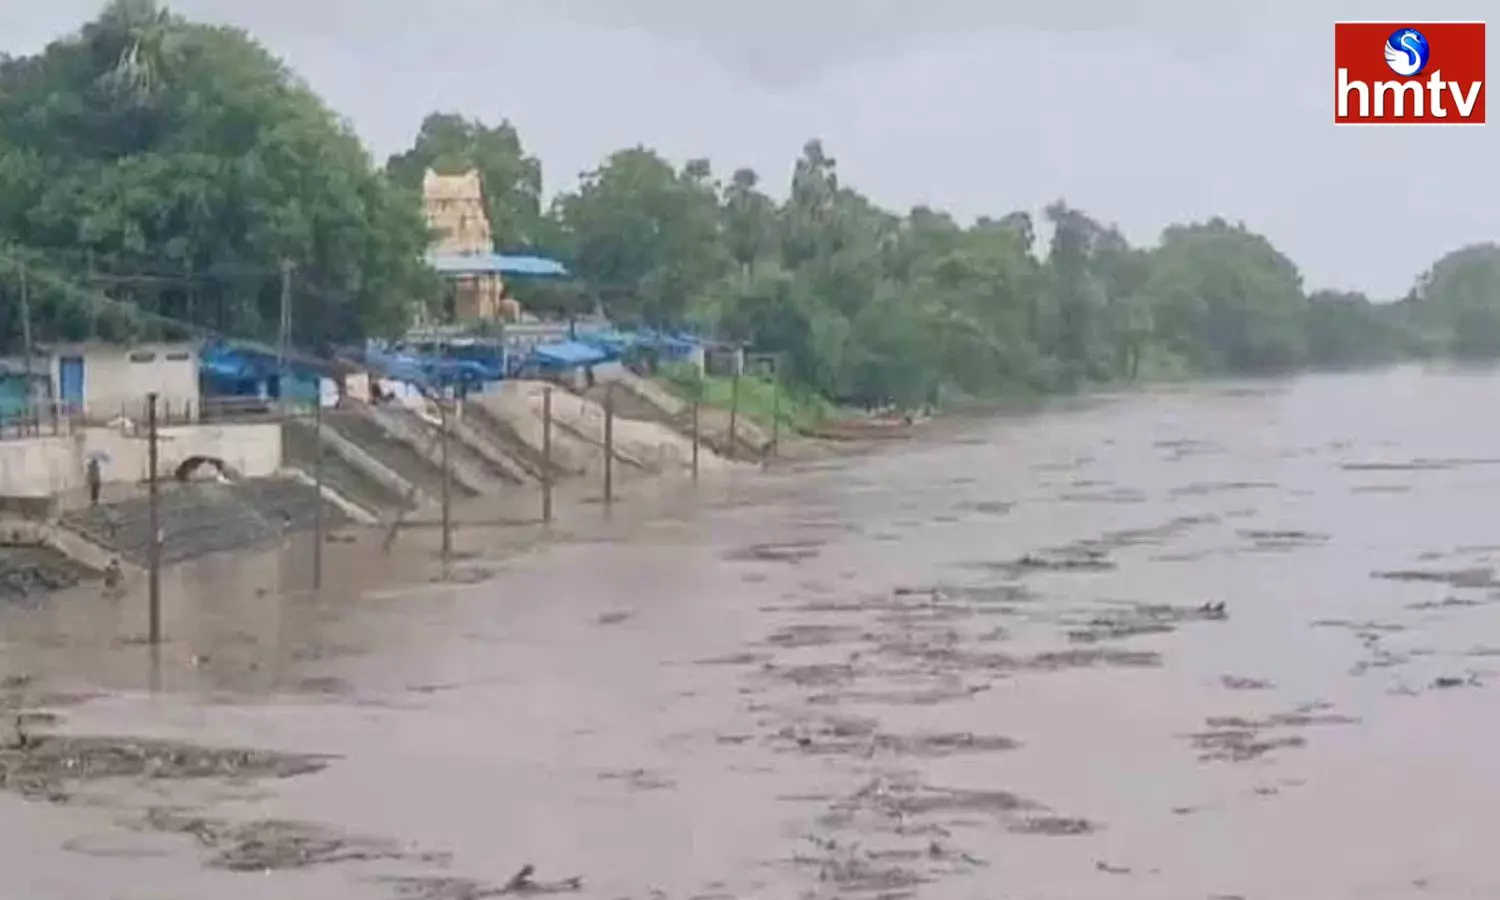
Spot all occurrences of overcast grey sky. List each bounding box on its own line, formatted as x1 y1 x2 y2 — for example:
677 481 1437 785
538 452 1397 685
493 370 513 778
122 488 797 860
6 0 1498 297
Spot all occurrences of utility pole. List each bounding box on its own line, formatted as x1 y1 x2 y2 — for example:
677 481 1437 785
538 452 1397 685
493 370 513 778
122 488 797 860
768 356 781 467
728 364 741 461
542 388 553 524
311 389 324 590
691 393 700 480
603 382 614 505
18 263 33 432
278 259 292 407
146 393 162 645
439 395 452 562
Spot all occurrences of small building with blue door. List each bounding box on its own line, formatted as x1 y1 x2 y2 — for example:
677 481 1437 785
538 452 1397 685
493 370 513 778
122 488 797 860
45 342 201 421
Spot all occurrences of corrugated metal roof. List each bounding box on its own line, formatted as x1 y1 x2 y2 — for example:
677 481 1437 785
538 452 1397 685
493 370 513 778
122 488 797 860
427 252 569 277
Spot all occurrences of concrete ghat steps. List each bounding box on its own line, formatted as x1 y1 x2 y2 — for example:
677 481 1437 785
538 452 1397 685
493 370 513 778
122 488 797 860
366 406 486 496
59 478 347 568
281 419 412 513
325 410 451 502
462 399 557 482
398 406 531 487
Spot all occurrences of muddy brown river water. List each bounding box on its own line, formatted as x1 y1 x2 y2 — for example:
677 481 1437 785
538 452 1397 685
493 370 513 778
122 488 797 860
4 366 1500 899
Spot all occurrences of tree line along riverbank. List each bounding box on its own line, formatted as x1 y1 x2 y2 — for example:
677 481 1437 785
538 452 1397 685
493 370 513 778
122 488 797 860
6 1 1500 418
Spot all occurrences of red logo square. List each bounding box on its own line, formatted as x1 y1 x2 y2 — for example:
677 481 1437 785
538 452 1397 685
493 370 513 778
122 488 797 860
1334 22 1485 124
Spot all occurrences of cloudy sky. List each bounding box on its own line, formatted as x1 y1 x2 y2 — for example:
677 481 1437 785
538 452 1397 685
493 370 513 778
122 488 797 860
6 0 1498 297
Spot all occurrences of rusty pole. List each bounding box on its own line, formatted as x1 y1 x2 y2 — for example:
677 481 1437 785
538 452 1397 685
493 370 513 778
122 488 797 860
691 394 700 481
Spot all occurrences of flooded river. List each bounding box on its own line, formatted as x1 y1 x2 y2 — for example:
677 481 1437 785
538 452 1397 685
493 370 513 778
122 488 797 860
4 366 1500 899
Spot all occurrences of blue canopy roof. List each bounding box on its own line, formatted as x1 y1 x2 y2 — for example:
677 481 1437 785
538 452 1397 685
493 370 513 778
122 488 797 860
428 253 569 277
531 340 608 368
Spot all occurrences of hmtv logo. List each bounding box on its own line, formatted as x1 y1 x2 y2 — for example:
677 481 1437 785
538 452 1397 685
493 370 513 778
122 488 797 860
1334 22 1486 124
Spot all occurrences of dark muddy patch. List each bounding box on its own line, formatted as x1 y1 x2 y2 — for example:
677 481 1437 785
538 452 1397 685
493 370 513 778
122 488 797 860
1088 515 1219 549
1033 457 1094 473
874 635 1020 671
293 675 354 696
1186 707 1357 762
977 547 1116 575
772 717 1019 758
1055 488 1148 505
1430 674 1484 690
874 602 1012 626
1352 484 1411 494
1407 596 1491 611
814 681 992 707
760 623 870 649
954 500 1013 516
1312 618 1407 634
1068 620 1176 643
597 767 676 790
1238 529 1330 550
762 661 859 688
1008 816 1097 836
1171 480 1276 497
790 834 989 895
724 540 823 564
1188 727 1306 763
1374 567 1499 588
142 808 442 872
0 686 100 713
693 651 769 667
1065 601 1227 644
1027 648 1161 670
1338 458 1500 472
1342 461 1446 472
378 875 510 900
1220 675 1274 690
0 544 93 605
836 777 1037 819
789 849 931 895
0 727 330 802
939 583 1039 605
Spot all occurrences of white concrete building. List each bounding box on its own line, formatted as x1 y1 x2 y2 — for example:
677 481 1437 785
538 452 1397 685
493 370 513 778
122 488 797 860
46 342 201 422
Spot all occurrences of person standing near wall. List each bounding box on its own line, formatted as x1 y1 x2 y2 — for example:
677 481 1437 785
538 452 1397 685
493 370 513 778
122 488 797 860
85 456 102 506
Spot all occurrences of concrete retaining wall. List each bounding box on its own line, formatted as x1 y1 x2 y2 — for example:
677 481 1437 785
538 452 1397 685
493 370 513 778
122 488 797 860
0 423 283 499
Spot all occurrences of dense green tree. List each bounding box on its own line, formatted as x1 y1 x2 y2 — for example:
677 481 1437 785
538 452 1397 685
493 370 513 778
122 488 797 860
1304 290 1407 366
0 0 436 348
1142 219 1309 372
551 147 728 327
1409 244 1500 358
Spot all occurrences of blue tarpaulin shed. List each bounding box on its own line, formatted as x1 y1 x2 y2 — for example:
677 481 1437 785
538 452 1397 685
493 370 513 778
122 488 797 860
427 253 569 277
531 341 608 368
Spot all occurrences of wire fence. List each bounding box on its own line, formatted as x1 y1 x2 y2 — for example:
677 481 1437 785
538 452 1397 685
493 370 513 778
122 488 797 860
0 395 333 440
